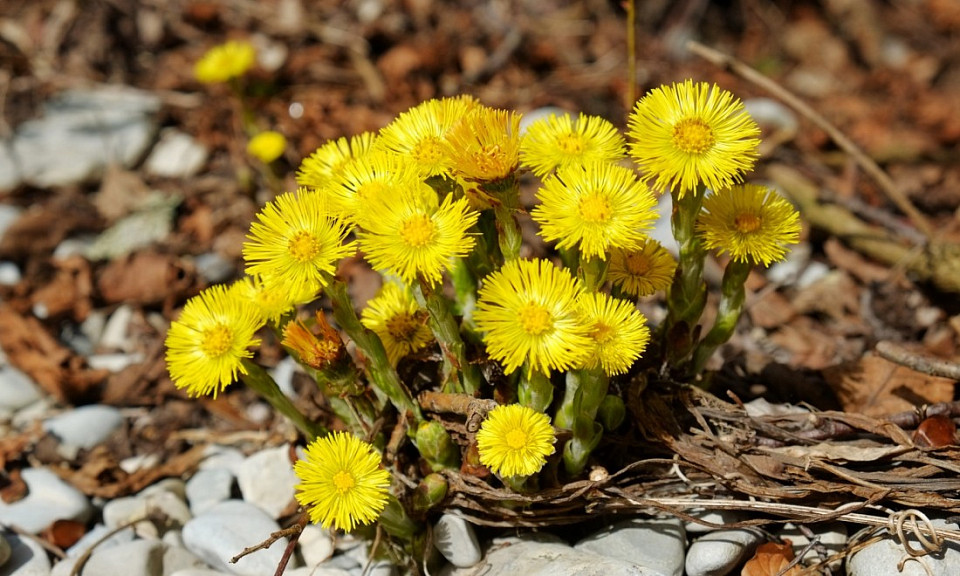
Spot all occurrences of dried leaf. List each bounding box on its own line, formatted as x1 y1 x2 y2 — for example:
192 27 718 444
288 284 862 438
760 441 909 464
43 519 86 549
913 415 957 448
824 355 954 417
97 251 197 306
741 541 802 576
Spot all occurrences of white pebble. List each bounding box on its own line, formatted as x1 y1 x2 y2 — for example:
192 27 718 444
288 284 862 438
43 405 123 450
0 467 91 533
236 446 298 519
433 514 481 568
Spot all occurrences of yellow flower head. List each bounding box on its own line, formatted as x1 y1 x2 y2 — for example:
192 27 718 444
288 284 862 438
229 275 314 325
294 431 391 532
297 132 378 190
243 190 355 295
446 106 522 182
194 40 256 84
378 96 478 178
520 112 625 177
476 404 556 477
531 162 659 260
246 131 286 164
361 282 433 365
608 240 677 297
357 185 478 286
165 285 263 397
474 258 592 376
627 80 760 197
326 149 423 227
577 292 650 376
696 184 802 267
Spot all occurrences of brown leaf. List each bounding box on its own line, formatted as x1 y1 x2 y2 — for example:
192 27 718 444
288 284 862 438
97 251 197 306
0 468 27 504
30 255 93 321
824 355 955 417
913 415 957 448
741 541 802 576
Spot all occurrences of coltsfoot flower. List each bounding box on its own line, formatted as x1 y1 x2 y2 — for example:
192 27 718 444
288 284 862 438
194 40 256 84
696 184 801 267
446 106 522 182
577 292 650 376
230 275 314 325
378 96 478 178
608 240 677 297
476 404 556 477
627 80 760 197
246 131 286 164
296 132 378 191
164 285 263 397
361 282 433 365
520 112 625 177
474 258 592 376
326 149 422 227
294 431 391 532
531 162 658 260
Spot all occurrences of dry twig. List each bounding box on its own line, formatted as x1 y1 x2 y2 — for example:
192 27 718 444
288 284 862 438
876 340 960 380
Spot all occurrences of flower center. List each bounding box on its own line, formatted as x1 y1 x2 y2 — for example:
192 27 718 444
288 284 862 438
399 215 436 247
734 213 762 234
578 192 611 223
505 428 528 450
288 231 321 262
201 324 233 357
592 322 614 344
625 253 652 276
672 118 715 154
332 470 355 493
471 145 511 179
414 137 446 166
386 313 420 342
518 302 552 335
556 133 585 155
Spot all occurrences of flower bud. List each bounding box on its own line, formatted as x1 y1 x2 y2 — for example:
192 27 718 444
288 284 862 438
416 421 460 471
598 394 626 431
413 472 448 511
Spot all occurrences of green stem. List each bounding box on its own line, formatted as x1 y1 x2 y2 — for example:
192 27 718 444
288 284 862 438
417 281 483 395
518 367 553 413
556 368 608 476
690 259 751 375
327 279 423 423
667 186 708 328
378 496 421 540
493 203 522 262
578 254 609 293
240 360 325 440
450 258 479 332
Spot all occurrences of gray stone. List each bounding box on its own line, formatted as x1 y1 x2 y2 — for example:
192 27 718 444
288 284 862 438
99 305 134 351
65 524 135 558
162 545 209 575
846 520 960 576
236 446 297 519
0 534 10 568
0 366 41 412
103 484 192 538
683 509 746 534
82 539 164 576
575 517 686 576
0 467 91 533
0 263 21 286
85 193 180 261
186 468 234 515
181 500 299 575
0 533 51 576
87 352 145 372
145 129 208 178
43 405 123 450
193 253 235 285
297 524 334 567
199 446 245 475
433 514 481 568
684 529 763 576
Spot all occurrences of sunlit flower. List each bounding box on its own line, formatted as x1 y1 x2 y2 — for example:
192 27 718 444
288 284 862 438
446 106 522 182
577 292 650 376
608 240 677 297
378 96 478 178
246 131 286 164
230 275 313 325
520 112 625 177
474 258 592 376
531 162 658 260
476 404 556 477
297 132 378 191
627 80 760 197
243 190 355 295
326 149 424 227
357 185 478 286
282 311 345 371
165 285 263 397
294 431 391 532
194 40 256 84
696 184 801 267
361 282 433 365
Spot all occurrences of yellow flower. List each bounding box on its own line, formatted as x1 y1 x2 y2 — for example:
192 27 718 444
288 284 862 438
246 131 286 164
194 40 256 84
608 240 677 297
378 96 478 178
294 431 391 532
296 132 378 190
696 184 801 267
243 190 355 295
474 258 592 376
446 106 522 182
520 112 625 177
229 275 313 325
627 80 760 197
577 292 650 376
164 285 263 397
476 404 556 477
361 283 433 365
531 162 658 260
357 185 478 286
326 149 422 227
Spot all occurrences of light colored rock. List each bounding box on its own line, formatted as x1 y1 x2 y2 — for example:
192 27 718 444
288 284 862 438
0 534 10 568
49 557 79 576
575 517 686 576
0 366 41 412
518 107 568 135
0 533 51 575
66 524 135 558
0 467 91 533
181 500 299 575
199 446 245 475
145 129 208 178
364 560 395 576
121 453 162 474
167 571 233 576
103 483 192 539
162 545 209 575
0 140 21 192
186 468 234 515
142 478 188 501
236 446 297 519
684 528 764 576
193 253 235 285
82 539 164 576
270 357 298 398
297 524 334 567
0 204 22 240
51 237 95 261
778 522 846 570
684 509 746 533
87 352 145 372
846 520 960 576
283 569 351 576
43 405 123 450
433 514 481 568
0 263 21 286
99 305 135 351
85 193 180 261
